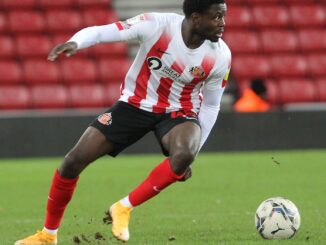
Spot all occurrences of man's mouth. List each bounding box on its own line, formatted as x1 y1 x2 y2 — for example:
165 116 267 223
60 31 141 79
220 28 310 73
216 32 223 38
215 28 224 38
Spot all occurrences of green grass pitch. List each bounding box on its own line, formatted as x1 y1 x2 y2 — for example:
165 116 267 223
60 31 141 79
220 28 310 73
1 150 325 244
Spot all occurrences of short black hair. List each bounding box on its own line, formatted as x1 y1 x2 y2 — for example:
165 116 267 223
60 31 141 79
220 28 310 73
183 0 226 18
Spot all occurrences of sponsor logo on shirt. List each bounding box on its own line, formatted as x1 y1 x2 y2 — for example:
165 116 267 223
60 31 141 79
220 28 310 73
147 57 163 70
147 56 185 83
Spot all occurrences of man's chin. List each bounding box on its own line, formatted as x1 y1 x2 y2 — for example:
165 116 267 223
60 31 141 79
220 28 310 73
209 37 220 42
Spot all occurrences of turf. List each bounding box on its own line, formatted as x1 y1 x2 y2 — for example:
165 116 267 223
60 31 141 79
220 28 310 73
1 150 325 244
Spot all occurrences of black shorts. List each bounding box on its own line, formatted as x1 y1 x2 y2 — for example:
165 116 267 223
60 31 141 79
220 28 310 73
90 101 200 157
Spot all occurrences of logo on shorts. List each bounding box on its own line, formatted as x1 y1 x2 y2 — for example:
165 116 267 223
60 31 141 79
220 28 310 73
97 113 112 126
189 66 205 79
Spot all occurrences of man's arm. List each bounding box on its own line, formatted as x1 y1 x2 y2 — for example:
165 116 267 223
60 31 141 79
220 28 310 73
48 24 121 61
48 13 155 61
68 24 122 50
198 54 231 151
197 86 224 151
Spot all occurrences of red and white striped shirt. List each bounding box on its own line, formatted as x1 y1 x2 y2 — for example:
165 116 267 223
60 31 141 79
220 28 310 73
116 13 231 114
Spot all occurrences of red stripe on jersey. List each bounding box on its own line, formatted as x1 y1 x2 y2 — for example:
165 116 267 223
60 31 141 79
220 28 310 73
152 61 186 113
179 55 215 112
120 82 124 96
222 79 227 88
128 31 172 108
115 22 124 31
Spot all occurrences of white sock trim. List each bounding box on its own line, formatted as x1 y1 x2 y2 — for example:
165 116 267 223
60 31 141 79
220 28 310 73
119 196 133 208
43 227 58 235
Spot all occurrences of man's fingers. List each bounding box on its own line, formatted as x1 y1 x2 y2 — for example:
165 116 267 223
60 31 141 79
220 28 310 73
47 54 57 61
65 49 76 57
48 46 65 61
48 50 60 61
48 43 76 61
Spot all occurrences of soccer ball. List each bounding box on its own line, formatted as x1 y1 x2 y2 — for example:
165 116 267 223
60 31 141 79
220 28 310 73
255 197 301 239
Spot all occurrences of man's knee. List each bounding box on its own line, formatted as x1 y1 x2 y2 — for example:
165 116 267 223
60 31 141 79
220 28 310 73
170 150 196 175
59 151 85 178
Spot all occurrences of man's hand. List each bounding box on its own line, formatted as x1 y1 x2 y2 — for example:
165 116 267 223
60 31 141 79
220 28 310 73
48 41 78 61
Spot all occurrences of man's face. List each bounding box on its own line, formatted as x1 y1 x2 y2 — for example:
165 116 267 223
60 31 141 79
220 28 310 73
194 3 227 42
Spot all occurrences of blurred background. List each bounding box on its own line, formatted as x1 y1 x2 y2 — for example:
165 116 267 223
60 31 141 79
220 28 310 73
0 0 325 158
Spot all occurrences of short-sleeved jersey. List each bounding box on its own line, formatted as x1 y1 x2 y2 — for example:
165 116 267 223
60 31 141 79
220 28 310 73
115 13 231 114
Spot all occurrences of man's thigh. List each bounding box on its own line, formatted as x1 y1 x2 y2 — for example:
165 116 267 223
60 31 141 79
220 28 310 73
155 114 201 156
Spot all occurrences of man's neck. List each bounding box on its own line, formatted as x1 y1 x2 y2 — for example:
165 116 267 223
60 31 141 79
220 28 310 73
181 19 205 49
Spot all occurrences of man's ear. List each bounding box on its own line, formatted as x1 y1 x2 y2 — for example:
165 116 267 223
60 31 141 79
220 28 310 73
190 12 201 25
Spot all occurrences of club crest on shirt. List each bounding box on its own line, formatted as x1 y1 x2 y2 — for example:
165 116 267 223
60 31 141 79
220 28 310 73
189 66 205 79
97 113 112 126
